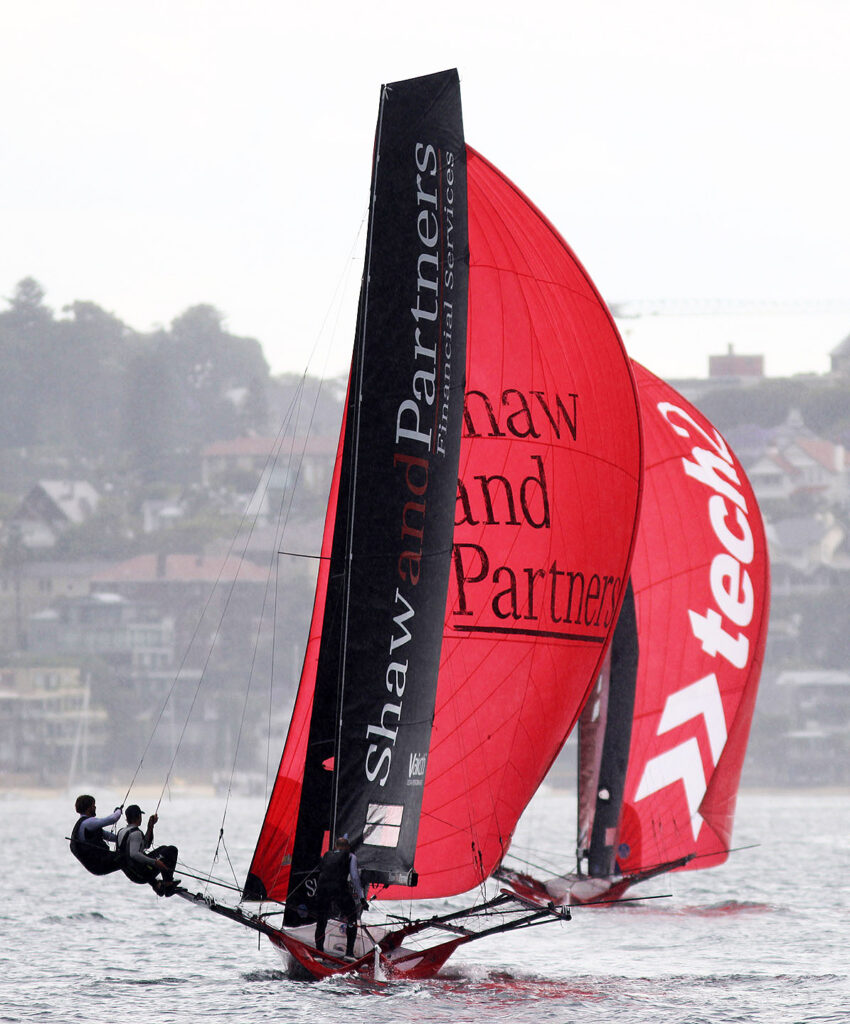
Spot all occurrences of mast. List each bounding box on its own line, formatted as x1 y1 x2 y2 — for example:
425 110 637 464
326 71 468 886
331 83 390 842
575 715 581 875
586 580 638 877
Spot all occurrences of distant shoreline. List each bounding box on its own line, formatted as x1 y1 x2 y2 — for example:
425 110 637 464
6 783 849 800
1 783 218 800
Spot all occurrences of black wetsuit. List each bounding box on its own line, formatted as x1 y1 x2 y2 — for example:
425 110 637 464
314 850 359 956
70 814 122 876
116 825 178 888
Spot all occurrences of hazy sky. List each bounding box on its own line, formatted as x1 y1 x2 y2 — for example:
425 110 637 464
3 1 849 381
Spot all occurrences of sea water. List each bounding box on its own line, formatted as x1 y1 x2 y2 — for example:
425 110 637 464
2 789 847 1023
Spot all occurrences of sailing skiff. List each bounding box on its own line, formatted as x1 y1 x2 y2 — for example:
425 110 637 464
115 69 644 980
497 362 770 907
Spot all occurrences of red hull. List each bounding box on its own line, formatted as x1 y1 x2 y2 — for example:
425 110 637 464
269 926 466 982
496 859 689 907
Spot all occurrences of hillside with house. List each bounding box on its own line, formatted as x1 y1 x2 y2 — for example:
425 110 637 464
1 278 849 788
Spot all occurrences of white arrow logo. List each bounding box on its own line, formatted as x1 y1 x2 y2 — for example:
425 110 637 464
634 674 728 841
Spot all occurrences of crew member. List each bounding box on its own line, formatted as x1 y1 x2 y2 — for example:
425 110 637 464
116 804 180 897
314 836 367 958
70 794 123 875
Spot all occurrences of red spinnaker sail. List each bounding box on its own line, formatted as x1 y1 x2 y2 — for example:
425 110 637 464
403 148 643 898
246 145 643 904
617 362 770 876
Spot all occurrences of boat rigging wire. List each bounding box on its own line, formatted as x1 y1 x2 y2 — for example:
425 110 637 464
120 394 306 811
569 891 673 908
172 862 244 895
500 850 566 878
690 842 760 861
122 194 367 820
330 88 386 842
210 384 311 879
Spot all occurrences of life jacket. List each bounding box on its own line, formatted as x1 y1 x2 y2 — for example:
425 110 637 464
117 825 152 884
317 849 350 892
70 815 122 876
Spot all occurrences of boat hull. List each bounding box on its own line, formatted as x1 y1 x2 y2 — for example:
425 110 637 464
269 920 464 981
495 866 633 906
497 857 692 907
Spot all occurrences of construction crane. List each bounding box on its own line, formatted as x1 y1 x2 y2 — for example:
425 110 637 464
610 298 850 319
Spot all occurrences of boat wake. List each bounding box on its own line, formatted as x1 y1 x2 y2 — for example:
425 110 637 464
673 900 771 916
240 970 289 983
112 976 191 987
430 968 602 1003
43 910 108 923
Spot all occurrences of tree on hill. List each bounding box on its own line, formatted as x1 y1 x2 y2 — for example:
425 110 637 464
0 281 274 469
0 278 54 446
53 301 132 457
122 340 184 481
162 304 270 443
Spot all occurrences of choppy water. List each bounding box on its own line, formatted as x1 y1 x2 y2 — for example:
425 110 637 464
2 789 847 1023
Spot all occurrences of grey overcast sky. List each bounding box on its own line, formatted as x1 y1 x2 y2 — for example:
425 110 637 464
2 0 849 381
